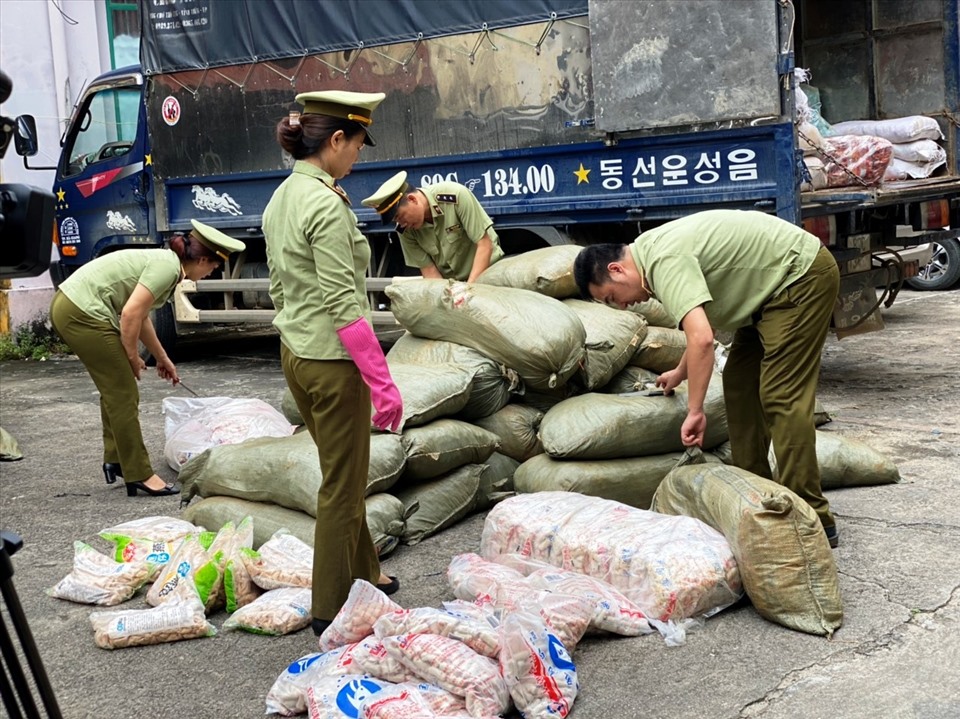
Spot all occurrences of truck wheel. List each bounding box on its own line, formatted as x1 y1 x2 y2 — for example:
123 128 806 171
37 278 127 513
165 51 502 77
906 238 960 291
139 303 177 364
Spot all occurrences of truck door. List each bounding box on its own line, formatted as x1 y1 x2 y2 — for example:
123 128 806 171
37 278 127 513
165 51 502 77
55 77 152 275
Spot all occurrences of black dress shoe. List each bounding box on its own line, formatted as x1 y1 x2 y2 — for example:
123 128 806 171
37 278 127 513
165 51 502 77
376 576 400 595
311 618 332 637
102 463 123 485
125 481 180 497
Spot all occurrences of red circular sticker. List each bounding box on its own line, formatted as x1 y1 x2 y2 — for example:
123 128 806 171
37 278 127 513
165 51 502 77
161 95 181 127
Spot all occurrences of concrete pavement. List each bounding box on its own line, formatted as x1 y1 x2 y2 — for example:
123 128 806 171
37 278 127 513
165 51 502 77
0 290 958 719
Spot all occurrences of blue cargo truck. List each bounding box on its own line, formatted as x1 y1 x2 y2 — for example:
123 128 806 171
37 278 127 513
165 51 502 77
13 0 960 347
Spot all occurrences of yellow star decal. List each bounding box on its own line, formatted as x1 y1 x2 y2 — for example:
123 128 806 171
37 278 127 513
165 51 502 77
145 154 153 166
574 163 591 184
56 188 66 202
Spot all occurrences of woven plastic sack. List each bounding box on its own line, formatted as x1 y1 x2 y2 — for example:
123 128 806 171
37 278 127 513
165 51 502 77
386 279 586 391
819 135 893 188
473 404 544 463
884 155 946 181
266 645 362 717
182 494 409 558
651 461 843 636
477 452 518 510
393 465 485 545
400 420 500 482
563 299 648 390
0 426 23 461
480 492 741 622
629 326 687 373
513 451 720 510
830 116 943 143
626 298 675 328
179 430 406 513
474 244 582 298
387 361 475 428
771 430 901 489
162 396 294 471
538 378 728 459
601 366 660 394
386 333 520 420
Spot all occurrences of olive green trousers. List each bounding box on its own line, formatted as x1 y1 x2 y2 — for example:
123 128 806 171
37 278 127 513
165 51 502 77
280 344 380 621
49 291 153 483
722 246 840 530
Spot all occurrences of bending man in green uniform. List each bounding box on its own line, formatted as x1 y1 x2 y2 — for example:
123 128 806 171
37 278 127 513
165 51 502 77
362 171 503 281
49 221 245 496
573 209 841 548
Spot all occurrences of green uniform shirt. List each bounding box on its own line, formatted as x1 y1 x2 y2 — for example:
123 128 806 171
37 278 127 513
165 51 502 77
399 181 503 280
630 210 821 331
58 249 181 330
263 161 371 360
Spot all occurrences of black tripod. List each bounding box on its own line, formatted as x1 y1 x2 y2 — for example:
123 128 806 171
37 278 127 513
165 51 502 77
0 531 62 718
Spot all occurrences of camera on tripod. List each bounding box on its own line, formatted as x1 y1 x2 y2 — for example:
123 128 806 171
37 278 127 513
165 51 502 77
0 67 56 280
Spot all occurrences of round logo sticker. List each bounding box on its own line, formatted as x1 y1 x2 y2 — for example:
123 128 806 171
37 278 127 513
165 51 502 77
336 678 383 717
161 96 181 127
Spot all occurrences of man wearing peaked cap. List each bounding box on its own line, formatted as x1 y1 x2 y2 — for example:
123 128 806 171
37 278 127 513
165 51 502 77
362 171 503 282
295 90 385 146
190 219 246 259
47 216 246 498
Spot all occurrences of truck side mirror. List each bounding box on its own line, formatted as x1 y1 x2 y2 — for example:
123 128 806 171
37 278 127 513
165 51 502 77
14 115 39 157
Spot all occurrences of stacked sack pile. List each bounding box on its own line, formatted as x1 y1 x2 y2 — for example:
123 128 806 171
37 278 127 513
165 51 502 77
176 243 902 553
795 68 946 189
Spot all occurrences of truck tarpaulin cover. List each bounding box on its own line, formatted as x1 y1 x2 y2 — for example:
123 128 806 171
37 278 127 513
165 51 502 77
139 0 589 75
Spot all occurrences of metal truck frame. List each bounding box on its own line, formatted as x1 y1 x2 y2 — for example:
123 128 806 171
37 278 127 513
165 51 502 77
14 0 960 346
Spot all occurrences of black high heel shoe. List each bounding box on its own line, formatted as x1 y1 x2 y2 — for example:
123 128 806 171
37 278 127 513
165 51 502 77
125 481 180 497
376 576 400 595
102 463 123 485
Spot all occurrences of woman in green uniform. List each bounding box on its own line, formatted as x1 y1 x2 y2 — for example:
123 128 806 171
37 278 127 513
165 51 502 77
262 91 404 637
49 221 245 496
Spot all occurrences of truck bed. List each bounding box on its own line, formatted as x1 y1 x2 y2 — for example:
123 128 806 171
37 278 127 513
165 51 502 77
801 175 960 213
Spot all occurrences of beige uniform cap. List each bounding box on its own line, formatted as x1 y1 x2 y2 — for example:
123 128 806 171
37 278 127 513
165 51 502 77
361 171 411 223
190 219 246 260
295 90 386 146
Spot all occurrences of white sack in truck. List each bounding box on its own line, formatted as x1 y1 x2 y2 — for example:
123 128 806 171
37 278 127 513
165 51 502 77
884 156 946 181
830 116 944 144
480 492 742 623
386 279 586 391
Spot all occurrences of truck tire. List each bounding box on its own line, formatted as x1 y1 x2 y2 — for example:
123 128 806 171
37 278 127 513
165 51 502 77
139 303 177 364
906 238 960 291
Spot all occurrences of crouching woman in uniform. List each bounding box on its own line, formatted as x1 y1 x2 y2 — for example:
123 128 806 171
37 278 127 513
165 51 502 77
49 220 245 496
262 90 404 637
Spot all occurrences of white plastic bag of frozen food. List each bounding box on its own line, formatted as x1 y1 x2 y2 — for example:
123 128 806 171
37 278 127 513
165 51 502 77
47 541 152 606
318 579 403 652
89 592 216 649
265 644 362 717
499 609 579 719
162 396 294 471
222 586 312 635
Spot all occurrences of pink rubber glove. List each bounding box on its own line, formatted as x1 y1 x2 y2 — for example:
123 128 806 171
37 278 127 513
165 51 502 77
336 317 404 432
